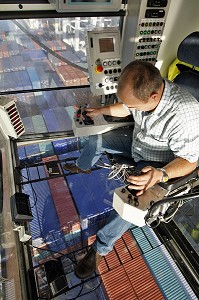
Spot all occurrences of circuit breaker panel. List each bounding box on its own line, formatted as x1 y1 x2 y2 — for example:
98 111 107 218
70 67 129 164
86 28 121 96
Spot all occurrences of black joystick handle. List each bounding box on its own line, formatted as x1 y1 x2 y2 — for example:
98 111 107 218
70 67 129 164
82 110 94 125
126 169 142 197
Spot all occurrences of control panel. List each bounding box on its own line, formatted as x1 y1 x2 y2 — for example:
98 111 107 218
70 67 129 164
135 19 165 64
122 0 171 67
86 28 121 96
135 0 171 64
113 183 168 227
65 106 134 137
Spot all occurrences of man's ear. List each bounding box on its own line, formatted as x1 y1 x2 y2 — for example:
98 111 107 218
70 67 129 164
150 92 158 100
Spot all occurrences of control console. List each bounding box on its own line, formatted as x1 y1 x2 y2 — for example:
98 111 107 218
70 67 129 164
65 106 134 137
86 28 121 96
113 183 168 227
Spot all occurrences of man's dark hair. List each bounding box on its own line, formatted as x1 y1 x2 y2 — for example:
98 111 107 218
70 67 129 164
118 60 163 101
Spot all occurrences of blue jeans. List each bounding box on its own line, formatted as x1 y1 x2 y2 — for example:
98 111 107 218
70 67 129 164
76 127 164 255
93 158 163 255
76 127 134 170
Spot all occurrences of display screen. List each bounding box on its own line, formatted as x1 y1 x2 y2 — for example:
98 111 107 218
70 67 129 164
70 0 111 3
99 38 114 53
65 0 121 11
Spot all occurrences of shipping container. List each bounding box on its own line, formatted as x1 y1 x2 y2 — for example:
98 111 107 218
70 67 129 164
20 70 32 90
27 66 41 89
0 58 3 73
34 65 49 88
38 141 55 158
42 108 61 132
25 144 42 165
12 71 23 90
2 57 11 72
32 115 47 133
2 44 9 57
1 72 14 91
53 106 73 131
42 155 81 235
43 90 58 109
53 138 78 155
7 41 20 55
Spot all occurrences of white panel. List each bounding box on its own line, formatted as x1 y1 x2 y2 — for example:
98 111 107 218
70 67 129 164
86 28 121 96
0 98 25 139
122 0 171 68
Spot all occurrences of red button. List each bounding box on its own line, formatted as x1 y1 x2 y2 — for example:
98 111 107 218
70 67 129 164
96 65 103 73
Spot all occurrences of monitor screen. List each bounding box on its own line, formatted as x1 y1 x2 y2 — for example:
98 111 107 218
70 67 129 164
70 0 111 2
58 0 121 12
99 38 114 53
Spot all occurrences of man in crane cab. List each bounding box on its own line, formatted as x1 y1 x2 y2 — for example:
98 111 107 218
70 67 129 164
64 60 199 279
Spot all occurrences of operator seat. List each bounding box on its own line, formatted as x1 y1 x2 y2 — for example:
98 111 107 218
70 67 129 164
173 31 199 101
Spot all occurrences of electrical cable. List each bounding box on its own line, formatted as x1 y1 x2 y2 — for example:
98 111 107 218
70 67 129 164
96 160 136 183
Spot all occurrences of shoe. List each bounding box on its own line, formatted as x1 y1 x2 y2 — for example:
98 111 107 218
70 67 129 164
63 163 91 174
75 247 102 279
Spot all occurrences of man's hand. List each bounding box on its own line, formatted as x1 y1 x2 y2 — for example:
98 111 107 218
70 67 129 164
85 108 102 118
85 102 130 118
127 166 163 196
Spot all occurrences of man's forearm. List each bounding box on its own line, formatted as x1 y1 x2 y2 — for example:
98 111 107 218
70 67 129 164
164 157 198 179
98 102 130 117
128 157 198 196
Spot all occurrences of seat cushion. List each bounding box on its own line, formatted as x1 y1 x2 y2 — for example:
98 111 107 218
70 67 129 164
174 70 199 101
177 31 199 66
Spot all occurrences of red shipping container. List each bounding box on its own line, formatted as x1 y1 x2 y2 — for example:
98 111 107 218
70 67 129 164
42 156 81 234
101 266 138 300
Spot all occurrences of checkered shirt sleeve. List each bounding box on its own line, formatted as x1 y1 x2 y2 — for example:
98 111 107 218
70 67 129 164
131 80 199 163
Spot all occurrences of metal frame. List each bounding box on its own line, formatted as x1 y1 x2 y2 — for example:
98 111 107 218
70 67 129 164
154 221 199 296
0 8 126 20
1 4 199 298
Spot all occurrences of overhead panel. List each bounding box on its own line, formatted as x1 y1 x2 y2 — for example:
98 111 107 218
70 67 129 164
122 0 171 67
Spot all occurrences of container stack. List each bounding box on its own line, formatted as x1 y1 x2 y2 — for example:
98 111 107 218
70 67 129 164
17 138 124 264
66 168 121 247
56 64 88 86
98 231 164 299
0 20 87 92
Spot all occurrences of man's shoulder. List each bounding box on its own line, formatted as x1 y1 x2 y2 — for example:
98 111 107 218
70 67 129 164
165 79 199 106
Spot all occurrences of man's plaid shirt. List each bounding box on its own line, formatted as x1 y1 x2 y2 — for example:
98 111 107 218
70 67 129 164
130 79 199 163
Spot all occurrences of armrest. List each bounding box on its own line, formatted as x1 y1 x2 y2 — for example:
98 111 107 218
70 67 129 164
158 167 199 192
